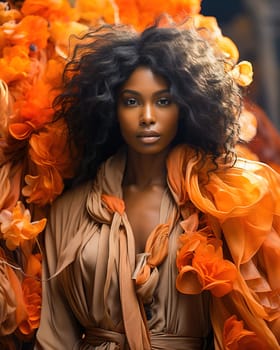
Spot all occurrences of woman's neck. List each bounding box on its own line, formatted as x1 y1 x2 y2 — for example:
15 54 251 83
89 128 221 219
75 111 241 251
123 148 169 189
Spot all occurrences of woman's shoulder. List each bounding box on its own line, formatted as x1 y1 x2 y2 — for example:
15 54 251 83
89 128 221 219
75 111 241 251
48 180 94 227
53 181 93 209
45 181 95 254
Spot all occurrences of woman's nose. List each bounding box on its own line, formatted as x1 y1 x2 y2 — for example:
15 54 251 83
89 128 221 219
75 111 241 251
139 103 156 125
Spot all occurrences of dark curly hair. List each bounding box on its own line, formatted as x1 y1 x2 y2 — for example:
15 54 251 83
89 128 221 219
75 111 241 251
54 20 242 184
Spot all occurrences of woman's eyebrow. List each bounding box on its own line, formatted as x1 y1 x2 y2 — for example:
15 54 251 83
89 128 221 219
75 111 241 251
119 89 170 96
119 89 141 96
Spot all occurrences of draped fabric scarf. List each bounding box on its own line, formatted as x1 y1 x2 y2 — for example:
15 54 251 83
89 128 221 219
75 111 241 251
55 147 179 349
55 144 280 349
86 148 180 349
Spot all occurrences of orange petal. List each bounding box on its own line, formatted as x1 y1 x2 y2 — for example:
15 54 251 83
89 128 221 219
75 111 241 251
216 36 239 63
223 315 268 349
21 0 78 22
230 61 253 87
9 122 35 140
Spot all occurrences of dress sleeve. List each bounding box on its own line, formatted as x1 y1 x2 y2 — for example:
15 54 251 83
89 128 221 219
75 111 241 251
35 186 90 349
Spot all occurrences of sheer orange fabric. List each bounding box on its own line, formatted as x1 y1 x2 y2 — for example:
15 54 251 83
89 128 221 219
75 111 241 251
223 315 267 350
167 144 280 349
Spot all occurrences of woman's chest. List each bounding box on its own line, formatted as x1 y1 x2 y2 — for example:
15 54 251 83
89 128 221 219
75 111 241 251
123 186 165 253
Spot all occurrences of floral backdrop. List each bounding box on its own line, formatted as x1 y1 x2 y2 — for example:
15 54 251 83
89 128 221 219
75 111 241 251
0 0 254 348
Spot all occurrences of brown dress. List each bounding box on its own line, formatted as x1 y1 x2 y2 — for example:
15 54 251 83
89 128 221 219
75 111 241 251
35 149 212 350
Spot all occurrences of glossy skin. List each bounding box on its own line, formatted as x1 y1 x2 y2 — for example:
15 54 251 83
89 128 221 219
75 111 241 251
117 66 179 157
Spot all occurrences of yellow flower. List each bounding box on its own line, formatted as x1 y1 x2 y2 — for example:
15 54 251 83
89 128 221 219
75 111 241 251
215 36 239 63
0 202 46 250
230 61 254 87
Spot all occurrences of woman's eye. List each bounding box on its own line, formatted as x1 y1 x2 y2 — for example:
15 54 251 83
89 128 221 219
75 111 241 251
124 98 138 106
157 97 171 106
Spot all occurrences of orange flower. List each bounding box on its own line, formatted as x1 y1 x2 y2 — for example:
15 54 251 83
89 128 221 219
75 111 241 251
0 2 22 25
0 251 42 337
9 80 59 139
22 119 76 205
21 0 79 22
8 56 64 139
115 0 139 29
191 14 222 37
116 0 202 31
25 253 42 278
43 58 65 86
0 45 31 84
18 275 41 335
229 61 253 87
49 20 89 58
2 15 49 50
75 0 116 25
17 253 42 336
8 121 36 141
215 35 239 64
223 315 267 349
28 119 75 177
23 167 64 206
0 201 47 250
176 232 207 270
176 233 237 297
173 0 202 15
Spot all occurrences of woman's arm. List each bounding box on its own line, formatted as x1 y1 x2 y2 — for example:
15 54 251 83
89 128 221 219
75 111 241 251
35 186 90 349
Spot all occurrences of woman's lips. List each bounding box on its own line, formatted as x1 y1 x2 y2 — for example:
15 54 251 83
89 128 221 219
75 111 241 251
137 131 160 144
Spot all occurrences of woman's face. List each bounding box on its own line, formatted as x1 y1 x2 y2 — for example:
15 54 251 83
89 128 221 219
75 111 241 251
117 66 179 156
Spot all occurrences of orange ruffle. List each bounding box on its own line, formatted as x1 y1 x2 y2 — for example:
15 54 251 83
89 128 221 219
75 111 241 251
0 45 31 84
21 0 78 22
2 15 49 49
176 230 237 297
167 145 280 348
115 0 202 31
0 2 22 24
18 254 42 335
167 145 280 266
223 315 268 349
22 119 76 206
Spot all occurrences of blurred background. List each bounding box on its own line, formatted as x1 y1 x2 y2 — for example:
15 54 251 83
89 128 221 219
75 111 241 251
202 0 280 131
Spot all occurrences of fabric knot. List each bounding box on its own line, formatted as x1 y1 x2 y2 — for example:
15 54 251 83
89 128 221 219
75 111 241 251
101 194 125 215
133 208 178 287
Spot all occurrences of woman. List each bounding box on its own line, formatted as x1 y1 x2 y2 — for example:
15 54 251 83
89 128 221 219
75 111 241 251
35 21 280 349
